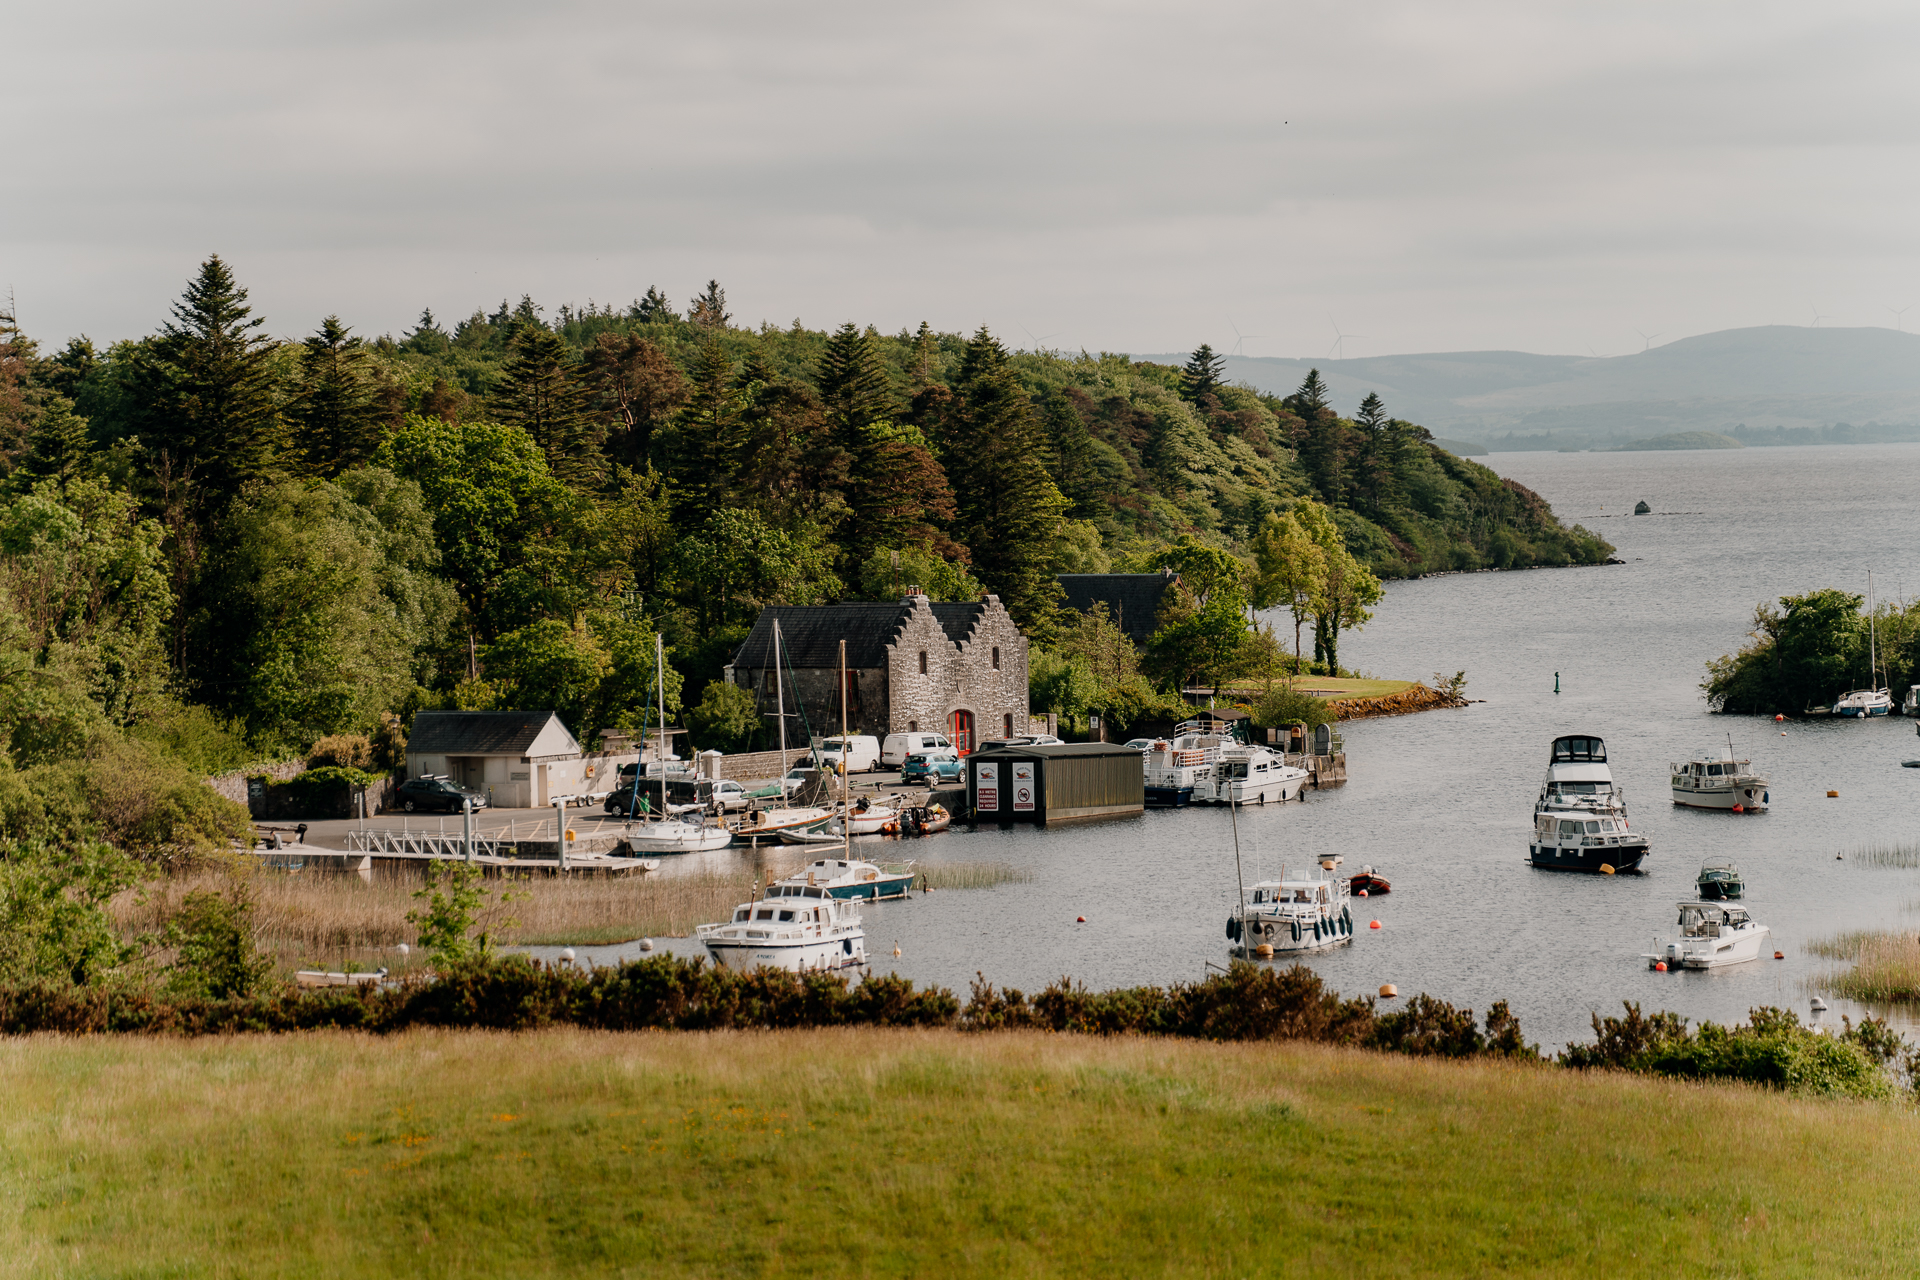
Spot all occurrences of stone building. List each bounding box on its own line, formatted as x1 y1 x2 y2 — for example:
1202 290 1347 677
729 594 1031 753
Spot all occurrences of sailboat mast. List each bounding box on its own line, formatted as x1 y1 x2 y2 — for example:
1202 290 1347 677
657 632 668 822
775 619 786 758
1869 570 1879 688
840 639 851 860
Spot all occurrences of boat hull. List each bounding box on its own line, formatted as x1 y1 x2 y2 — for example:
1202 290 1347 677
1671 785 1769 811
625 824 734 854
1144 785 1195 807
1649 925 1771 970
823 873 915 901
1695 878 1743 900
1529 839 1648 873
1233 910 1355 956
701 937 867 973
1211 773 1307 804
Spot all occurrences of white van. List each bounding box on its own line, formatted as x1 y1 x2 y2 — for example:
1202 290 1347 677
881 731 953 767
816 735 881 773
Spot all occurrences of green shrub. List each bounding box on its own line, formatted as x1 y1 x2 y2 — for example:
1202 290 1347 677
1251 685 1332 730
0 837 143 986
163 888 278 999
306 734 374 769
1562 1002 1894 1099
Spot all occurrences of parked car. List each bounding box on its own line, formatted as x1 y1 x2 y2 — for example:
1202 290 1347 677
747 766 819 801
881 731 954 767
1122 738 1156 751
395 775 488 813
901 749 965 784
605 777 749 816
815 735 881 773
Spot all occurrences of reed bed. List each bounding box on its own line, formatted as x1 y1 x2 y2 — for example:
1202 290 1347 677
1837 842 1920 867
1811 929 1920 1002
919 860 1033 890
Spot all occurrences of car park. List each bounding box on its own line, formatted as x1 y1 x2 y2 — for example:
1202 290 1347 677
395 775 488 813
900 749 964 784
606 776 749 815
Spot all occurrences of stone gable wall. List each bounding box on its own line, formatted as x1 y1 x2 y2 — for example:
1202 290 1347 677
885 595 1029 741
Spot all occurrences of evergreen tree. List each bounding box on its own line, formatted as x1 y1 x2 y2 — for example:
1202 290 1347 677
1286 369 1348 507
908 321 941 388
291 316 384 477
668 335 748 514
132 254 287 521
402 308 451 358
489 323 604 487
45 336 98 401
632 287 679 323
1351 391 1397 514
688 280 730 329
15 396 95 488
585 331 689 472
817 323 895 457
938 327 1069 639
1180 344 1226 406
0 300 35 471
1041 392 1104 520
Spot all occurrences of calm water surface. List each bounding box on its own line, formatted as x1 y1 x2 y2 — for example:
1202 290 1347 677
564 444 1920 1052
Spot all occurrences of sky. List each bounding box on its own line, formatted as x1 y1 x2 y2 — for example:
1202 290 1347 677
6 0 1920 358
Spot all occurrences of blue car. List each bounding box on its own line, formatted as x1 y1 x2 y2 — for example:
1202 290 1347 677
901 750 964 784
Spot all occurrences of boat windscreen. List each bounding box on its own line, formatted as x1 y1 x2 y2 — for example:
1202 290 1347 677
1551 736 1607 762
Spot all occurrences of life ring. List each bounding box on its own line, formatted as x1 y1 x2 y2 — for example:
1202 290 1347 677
584 764 596 779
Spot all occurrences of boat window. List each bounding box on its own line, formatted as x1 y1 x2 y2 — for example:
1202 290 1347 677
755 909 775 920
1601 819 1616 831
1707 764 1723 776
1584 821 1600 834
734 909 749 922
777 910 794 922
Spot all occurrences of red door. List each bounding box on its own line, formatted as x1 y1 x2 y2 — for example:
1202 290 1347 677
949 710 974 755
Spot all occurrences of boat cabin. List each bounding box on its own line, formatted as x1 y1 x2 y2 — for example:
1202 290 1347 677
1535 814 1629 842
1677 902 1751 936
1248 880 1336 906
1550 735 1607 763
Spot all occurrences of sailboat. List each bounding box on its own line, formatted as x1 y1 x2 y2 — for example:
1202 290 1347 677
1836 570 1894 717
624 635 733 853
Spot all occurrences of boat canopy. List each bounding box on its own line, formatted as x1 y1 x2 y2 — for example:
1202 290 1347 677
1550 736 1607 763
1545 763 1612 784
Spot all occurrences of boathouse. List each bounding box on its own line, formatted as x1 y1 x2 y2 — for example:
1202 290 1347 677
967 742 1145 826
405 710 643 808
730 593 1032 754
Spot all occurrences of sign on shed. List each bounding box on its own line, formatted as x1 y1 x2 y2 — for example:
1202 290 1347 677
975 761 1000 811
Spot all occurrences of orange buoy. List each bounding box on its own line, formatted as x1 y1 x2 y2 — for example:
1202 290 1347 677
1076 915 1086 923
1774 950 1785 959
1255 943 1274 958
1654 961 1667 972
1358 888 1368 897
1600 864 1615 875
1827 790 1839 798
1368 919 1382 930
1732 804 1744 814
1775 714 1784 722
1378 983 1398 998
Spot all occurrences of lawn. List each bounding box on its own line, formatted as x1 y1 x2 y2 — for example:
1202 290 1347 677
5 1028 1919 1277
1223 677 1416 700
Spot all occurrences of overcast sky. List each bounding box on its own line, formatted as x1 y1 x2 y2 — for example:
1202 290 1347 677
7 0 1918 358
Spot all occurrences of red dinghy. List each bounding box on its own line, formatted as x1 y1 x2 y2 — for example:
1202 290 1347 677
1348 865 1391 895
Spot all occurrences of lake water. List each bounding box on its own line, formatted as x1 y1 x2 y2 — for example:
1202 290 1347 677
562 444 1920 1054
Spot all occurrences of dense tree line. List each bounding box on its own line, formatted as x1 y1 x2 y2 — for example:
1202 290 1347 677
1704 588 1920 715
0 258 1612 770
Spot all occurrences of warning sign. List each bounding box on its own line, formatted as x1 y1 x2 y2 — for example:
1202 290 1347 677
1012 762 1035 812
975 761 999 810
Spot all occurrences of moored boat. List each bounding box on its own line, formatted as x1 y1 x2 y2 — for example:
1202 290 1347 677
774 857 915 900
1227 860 1355 956
625 819 734 854
1530 734 1649 872
728 806 833 842
1670 748 1769 811
1695 860 1743 899
1834 688 1893 717
696 888 867 972
1348 865 1390 895
1644 900 1770 969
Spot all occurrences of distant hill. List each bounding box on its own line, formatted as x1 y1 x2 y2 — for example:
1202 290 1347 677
1143 327 1920 450
1613 431 1743 451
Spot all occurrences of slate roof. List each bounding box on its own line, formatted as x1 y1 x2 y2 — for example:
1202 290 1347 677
409 710 578 757
1056 572 1181 647
735 600 995 670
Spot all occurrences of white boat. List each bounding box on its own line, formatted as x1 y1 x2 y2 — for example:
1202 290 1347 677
1227 859 1355 956
773 857 916 900
1201 743 1308 805
839 801 898 836
1146 723 1307 807
1644 901 1771 970
1670 747 1770 811
696 887 867 972
625 819 733 853
1530 734 1649 872
1834 688 1893 717
1904 684 1920 716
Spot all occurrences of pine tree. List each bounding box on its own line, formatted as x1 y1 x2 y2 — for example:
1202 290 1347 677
632 287 678 323
1285 370 1348 507
1180 343 1226 406
668 335 747 515
688 281 730 329
585 331 689 471
908 321 941 389
133 254 287 518
291 316 384 477
817 323 895 457
15 396 94 488
940 327 1069 639
489 323 604 487
402 308 451 358
1351 391 1397 514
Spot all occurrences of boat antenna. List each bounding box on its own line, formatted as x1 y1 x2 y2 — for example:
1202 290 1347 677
840 638 851 861
1229 793 1247 956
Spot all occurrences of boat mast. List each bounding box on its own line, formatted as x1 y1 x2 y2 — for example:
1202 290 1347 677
1869 570 1880 690
657 632 668 824
840 638 851 860
775 618 786 758
1229 794 1247 953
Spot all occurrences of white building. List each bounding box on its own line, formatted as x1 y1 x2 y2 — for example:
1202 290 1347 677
405 710 644 809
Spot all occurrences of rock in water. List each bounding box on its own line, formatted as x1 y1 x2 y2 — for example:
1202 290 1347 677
1633 500 1652 515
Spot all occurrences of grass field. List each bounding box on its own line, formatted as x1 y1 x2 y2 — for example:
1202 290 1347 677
1220 678 1415 700
6 1028 1919 1278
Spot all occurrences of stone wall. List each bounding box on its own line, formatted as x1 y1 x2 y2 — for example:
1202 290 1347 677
206 760 305 807
704 747 815 782
738 664 889 740
884 594 1030 745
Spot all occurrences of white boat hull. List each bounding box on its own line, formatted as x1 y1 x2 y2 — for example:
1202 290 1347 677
700 935 866 973
1233 905 1355 955
626 822 734 853
1670 782 1768 811
1218 772 1307 805
1648 924 1772 970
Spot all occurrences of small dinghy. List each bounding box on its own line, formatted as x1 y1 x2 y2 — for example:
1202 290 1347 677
1695 859 1743 900
1644 901 1771 970
890 803 951 837
1347 865 1390 895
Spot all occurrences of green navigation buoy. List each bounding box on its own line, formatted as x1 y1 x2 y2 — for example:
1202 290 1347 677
1554 671 1560 695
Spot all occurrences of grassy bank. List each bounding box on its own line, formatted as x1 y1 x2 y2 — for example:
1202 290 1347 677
5 1028 1918 1277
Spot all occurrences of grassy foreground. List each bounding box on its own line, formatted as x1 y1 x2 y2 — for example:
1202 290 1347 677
6 1029 1920 1277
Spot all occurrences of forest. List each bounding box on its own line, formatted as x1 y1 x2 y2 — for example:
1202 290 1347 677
1704 588 1920 715
0 255 1612 842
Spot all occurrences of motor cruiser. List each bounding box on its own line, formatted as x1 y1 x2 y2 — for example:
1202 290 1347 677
1227 858 1355 957
1670 748 1769 812
1643 901 1770 970
1530 734 1649 872
696 888 867 972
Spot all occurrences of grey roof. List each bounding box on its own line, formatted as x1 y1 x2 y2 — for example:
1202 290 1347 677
409 710 570 756
735 601 989 670
1056 573 1180 647
972 742 1144 759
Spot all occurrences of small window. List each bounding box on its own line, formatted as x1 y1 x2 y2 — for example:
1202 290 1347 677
1004 714 1015 737
778 910 794 922
991 646 1000 670
918 650 927 674
908 720 918 732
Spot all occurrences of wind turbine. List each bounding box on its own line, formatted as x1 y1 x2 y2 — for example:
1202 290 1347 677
1634 329 1662 352
1227 319 1266 357
1019 324 1061 351
1327 319 1367 360
1890 304 1913 332
1809 306 1828 328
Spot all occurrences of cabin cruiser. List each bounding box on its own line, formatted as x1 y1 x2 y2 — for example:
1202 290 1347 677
1227 858 1354 956
1834 688 1893 717
696 888 867 972
1145 722 1307 806
1643 901 1770 970
772 857 915 901
1904 685 1920 716
1530 734 1649 872
1670 748 1769 812
1695 860 1743 900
